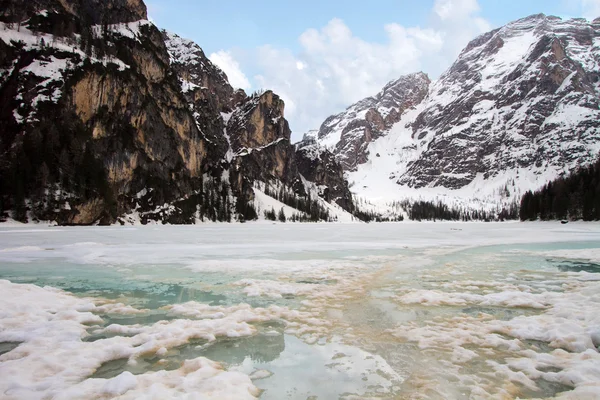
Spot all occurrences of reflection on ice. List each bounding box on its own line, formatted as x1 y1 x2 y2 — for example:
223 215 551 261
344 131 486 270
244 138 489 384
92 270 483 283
0 342 20 357
233 335 403 400
555 260 600 273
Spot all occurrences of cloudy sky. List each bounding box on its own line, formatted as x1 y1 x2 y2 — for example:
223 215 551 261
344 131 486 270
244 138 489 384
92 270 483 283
148 0 599 141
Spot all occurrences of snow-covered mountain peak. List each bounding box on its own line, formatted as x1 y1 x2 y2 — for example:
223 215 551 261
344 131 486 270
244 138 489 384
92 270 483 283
376 72 431 118
309 71 430 171
309 14 600 213
163 31 230 91
432 14 599 108
411 15 599 186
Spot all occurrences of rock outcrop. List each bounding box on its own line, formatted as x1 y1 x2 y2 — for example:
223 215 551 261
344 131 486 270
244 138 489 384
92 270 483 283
227 91 305 200
0 0 354 224
295 139 353 210
163 31 231 165
314 72 430 170
0 0 148 25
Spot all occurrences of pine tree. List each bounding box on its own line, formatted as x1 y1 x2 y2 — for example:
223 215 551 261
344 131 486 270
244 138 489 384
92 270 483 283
278 207 286 223
519 157 600 221
264 207 276 221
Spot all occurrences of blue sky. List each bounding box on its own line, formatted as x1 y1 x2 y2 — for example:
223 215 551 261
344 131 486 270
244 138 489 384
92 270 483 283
147 0 599 139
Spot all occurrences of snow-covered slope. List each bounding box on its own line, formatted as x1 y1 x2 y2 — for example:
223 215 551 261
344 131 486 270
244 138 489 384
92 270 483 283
252 182 355 223
312 72 430 171
311 15 600 212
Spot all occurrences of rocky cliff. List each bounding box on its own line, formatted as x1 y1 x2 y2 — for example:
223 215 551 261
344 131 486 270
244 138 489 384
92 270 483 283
403 14 600 191
295 139 353 211
228 91 301 190
314 72 430 171
0 0 354 224
308 14 600 210
0 0 148 25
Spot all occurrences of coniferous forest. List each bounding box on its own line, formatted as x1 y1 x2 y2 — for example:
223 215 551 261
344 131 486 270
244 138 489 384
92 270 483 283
400 200 518 222
519 158 600 221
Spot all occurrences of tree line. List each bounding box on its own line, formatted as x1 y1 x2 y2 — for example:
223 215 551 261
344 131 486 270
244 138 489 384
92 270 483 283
401 200 518 222
263 183 334 222
520 158 600 221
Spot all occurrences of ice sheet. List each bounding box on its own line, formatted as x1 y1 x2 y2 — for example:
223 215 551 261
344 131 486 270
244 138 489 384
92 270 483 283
1 223 600 399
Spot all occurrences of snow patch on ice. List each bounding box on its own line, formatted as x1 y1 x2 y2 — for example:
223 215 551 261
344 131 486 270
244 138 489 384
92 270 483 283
0 280 264 399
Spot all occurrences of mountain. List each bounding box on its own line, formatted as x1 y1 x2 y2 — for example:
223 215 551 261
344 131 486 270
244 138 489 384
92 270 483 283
308 14 600 212
0 0 354 224
310 72 430 171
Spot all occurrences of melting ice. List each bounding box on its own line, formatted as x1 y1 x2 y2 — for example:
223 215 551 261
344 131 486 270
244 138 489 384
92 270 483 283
0 222 599 399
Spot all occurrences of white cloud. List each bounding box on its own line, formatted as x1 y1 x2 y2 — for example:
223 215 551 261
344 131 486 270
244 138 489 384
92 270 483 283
209 50 251 90
252 19 445 139
248 1 490 139
434 0 480 21
145 2 161 23
431 0 491 63
581 0 600 19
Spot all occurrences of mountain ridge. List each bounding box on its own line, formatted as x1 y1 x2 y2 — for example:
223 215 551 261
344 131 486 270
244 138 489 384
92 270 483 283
306 13 600 214
309 72 430 171
0 0 355 224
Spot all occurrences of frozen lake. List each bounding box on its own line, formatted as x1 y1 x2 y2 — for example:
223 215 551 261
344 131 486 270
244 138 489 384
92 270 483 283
0 222 599 399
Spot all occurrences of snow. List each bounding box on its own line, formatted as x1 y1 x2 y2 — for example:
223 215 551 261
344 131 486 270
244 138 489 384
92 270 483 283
543 103 599 128
164 31 203 66
0 279 261 399
12 109 23 124
56 358 259 400
0 22 128 71
92 20 152 43
179 79 200 93
479 30 538 90
236 138 286 156
23 57 67 81
396 289 550 309
1 223 600 398
234 279 316 299
327 16 600 215
248 174 355 224
1 222 599 269
20 57 68 110
163 30 228 87
0 18 139 123
556 71 577 93
296 141 323 161
299 175 357 222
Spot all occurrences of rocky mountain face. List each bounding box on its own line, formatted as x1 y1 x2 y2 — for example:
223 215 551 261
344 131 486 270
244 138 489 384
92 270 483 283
0 0 148 25
313 72 430 171
227 91 302 191
309 15 600 208
0 0 353 224
403 14 600 190
294 141 353 211
162 33 352 214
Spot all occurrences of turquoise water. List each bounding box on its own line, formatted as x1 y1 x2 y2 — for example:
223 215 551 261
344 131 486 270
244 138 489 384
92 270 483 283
1 223 599 399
